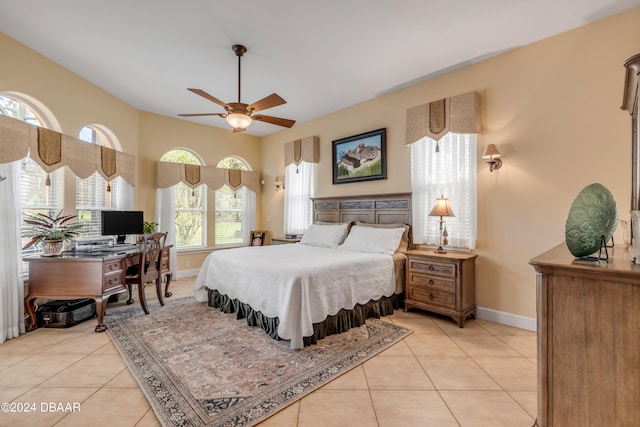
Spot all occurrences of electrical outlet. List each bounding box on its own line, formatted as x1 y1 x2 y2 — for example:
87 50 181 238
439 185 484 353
266 215 270 222
185 260 190 268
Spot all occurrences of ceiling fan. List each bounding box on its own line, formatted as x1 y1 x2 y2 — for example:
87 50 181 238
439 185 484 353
178 44 295 133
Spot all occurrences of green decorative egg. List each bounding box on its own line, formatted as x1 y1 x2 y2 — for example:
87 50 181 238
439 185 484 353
565 183 618 258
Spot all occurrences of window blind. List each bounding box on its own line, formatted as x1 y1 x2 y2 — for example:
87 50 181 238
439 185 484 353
410 133 477 249
284 161 315 235
175 182 206 248
215 185 244 246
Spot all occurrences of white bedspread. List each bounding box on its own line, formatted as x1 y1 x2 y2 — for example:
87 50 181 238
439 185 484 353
194 244 396 349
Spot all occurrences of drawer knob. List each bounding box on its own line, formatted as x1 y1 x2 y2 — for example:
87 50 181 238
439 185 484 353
108 277 119 285
428 265 435 271
428 279 435 285
429 293 434 300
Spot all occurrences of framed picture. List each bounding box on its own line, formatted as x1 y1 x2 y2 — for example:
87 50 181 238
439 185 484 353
332 128 386 184
250 230 267 246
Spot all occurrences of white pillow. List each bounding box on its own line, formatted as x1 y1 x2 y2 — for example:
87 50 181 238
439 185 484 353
299 223 349 248
338 225 405 255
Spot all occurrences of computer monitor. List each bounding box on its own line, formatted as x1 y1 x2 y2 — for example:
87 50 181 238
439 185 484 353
101 210 144 244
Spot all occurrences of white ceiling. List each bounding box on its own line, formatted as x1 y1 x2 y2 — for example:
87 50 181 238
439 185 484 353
1 0 639 136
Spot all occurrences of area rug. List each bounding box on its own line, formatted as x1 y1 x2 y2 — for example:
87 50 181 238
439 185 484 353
105 297 412 427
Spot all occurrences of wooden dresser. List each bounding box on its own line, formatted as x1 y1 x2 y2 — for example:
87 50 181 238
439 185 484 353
404 250 477 327
529 244 640 426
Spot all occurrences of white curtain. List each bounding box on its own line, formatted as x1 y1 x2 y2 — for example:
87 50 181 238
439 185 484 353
116 177 134 210
284 161 315 235
0 160 25 343
410 133 477 249
241 188 257 245
155 185 177 276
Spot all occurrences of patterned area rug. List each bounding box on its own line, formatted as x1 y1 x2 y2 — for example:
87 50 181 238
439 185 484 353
106 297 412 426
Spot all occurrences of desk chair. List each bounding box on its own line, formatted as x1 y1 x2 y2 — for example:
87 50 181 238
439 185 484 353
125 232 166 314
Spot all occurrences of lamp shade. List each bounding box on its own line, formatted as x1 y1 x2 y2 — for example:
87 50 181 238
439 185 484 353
429 196 455 217
226 113 252 130
482 144 501 159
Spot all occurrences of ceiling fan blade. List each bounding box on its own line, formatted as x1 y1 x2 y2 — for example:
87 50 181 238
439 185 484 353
187 88 230 109
247 93 286 113
253 114 296 128
178 113 225 117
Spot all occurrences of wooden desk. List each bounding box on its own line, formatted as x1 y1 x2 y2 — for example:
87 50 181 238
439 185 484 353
24 245 172 332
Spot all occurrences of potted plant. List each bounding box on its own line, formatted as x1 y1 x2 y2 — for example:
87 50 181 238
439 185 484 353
22 210 83 256
143 221 158 235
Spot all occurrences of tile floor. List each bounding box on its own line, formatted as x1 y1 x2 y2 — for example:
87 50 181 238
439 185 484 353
0 278 537 427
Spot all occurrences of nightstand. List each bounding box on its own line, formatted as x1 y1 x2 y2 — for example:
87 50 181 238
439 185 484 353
404 249 477 327
271 237 301 245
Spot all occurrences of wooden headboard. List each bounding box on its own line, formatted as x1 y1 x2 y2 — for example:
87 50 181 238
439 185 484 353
312 193 411 225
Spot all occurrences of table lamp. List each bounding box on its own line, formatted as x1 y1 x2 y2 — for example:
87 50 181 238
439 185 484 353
429 195 455 253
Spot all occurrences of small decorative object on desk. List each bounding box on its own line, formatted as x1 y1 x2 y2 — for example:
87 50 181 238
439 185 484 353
565 183 618 260
22 210 83 256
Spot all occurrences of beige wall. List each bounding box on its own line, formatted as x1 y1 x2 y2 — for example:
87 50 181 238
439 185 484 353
0 32 262 271
261 8 640 318
3 7 640 320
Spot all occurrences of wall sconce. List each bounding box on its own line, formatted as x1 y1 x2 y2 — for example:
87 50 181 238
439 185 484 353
274 176 284 191
482 144 503 172
429 195 455 253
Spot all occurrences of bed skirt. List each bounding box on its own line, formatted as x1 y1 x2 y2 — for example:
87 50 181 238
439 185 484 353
206 289 399 347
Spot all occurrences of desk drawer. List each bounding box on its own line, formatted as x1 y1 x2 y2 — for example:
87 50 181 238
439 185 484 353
103 272 124 293
159 257 169 273
103 260 124 293
103 260 123 275
409 273 455 293
407 286 456 310
409 259 456 278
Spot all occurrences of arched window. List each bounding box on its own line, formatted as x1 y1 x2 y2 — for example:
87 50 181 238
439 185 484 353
215 157 250 246
76 125 122 237
160 149 206 248
0 94 63 255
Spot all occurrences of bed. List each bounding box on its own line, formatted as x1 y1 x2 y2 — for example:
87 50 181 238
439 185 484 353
194 193 412 349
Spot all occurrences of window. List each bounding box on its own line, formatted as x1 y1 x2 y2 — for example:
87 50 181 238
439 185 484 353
215 157 249 246
410 133 477 249
284 161 315 235
160 149 206 248
76 126 120 237
0 94 63 256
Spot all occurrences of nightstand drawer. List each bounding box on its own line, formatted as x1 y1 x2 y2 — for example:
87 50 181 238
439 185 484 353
409 273 456 293
409 259 456 278
407 286 455 309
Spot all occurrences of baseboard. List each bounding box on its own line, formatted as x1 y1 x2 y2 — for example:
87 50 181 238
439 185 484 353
175 269 200 280
476 306 537 332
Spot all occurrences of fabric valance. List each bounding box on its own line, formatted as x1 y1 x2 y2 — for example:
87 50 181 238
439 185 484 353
405 91 481 144
0 115 136 185
284 136 319 166
155 161 260 193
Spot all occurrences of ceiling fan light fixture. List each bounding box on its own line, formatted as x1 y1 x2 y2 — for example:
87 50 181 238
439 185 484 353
226 112 252 130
